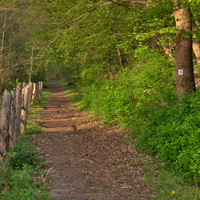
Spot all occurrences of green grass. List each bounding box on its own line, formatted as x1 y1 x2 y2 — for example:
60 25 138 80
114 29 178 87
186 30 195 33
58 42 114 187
144 165 200 200
62 83 100 123
24 89 50 135
62 83 83 108
0 87 52 200
89 189 98 193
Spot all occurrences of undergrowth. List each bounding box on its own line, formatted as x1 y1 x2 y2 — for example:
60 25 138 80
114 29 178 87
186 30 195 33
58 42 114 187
144 163 200 200
25 89 50 134
131 91 200 183
0 88 52 200
78 49 200 198
80 49 175 126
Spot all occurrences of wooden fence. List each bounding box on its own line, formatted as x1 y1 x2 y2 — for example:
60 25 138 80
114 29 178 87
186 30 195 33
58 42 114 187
0 81 43 154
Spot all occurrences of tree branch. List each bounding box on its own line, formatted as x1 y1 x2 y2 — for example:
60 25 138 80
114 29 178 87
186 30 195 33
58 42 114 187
109 0 138 11
79 6 118 48
50 0 104 44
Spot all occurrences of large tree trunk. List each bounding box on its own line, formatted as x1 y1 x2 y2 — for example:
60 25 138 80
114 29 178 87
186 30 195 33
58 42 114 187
192 17 200 64
173 7 196 94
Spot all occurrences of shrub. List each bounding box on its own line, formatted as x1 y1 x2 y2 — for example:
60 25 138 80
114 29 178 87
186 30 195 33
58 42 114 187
24 125 43 135
10 143 43 169
131 91 200 182
2 165 51 200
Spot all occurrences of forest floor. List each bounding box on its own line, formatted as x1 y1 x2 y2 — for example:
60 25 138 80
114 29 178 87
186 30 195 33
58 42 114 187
32 81 157 200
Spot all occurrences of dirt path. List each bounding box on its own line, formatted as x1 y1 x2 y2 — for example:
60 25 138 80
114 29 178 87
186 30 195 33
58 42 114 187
33 81 155 200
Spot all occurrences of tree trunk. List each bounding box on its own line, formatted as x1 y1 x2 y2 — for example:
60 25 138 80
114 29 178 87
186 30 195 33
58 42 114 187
29 42 34 83
173 7 196 94
192 17 200 64
117 48 123 68
0 90 11 153
0 11 7 92
9 90 16 148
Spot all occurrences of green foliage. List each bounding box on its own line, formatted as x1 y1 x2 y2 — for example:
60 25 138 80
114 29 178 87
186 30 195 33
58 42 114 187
80 47 200 182
0 136 51 199
130 91 200 182
89 189 98 194
144 167 200 200
43 79 49 88
1 164 52 200
24 125 43 135
10 142 43 169
81 49 175 125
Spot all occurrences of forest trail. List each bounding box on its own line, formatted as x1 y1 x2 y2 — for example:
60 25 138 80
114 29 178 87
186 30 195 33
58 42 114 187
33 81 155 200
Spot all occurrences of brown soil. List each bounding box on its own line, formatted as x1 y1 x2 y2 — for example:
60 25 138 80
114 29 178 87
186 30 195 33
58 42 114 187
32 81 156 200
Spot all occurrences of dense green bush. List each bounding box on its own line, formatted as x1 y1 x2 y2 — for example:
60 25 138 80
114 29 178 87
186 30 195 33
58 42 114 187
131 91 200 182
25 125 43 135
10 143 43 169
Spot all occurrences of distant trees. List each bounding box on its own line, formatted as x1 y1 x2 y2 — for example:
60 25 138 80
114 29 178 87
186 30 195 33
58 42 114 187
117 0 199 94
0 0 46 93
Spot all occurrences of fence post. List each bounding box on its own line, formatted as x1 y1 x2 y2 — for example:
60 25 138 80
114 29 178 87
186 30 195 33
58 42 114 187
15 86 22 141
22 82 26 88
36 82 39 102
21 86 29 133
28 82 32 109
9 90 16 148
38 82 41 102
21 83 26 117
38 81 43 102
41 81 43 99
31 83 36 105
0 90 11 153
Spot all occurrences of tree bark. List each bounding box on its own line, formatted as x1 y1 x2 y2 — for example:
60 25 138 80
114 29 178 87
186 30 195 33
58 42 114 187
21 86 29 133
0 90 11 153
31 83 36 105
192 17 200 64
28 82 32 109
0 11 7 92
15 86 22 140
9 90 16 148
29 41 34 83
173 7 196 94
117 48 124 68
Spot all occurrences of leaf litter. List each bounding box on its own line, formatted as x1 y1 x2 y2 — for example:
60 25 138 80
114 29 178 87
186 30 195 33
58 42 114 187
32 81 156 200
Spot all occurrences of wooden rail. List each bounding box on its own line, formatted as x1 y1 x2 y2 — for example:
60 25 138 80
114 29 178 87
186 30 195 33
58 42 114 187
0 81 43 154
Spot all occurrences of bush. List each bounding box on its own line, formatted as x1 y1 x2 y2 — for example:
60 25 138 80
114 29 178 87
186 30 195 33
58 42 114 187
10 143 43 169
24 125 43 135
131 91 200 182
